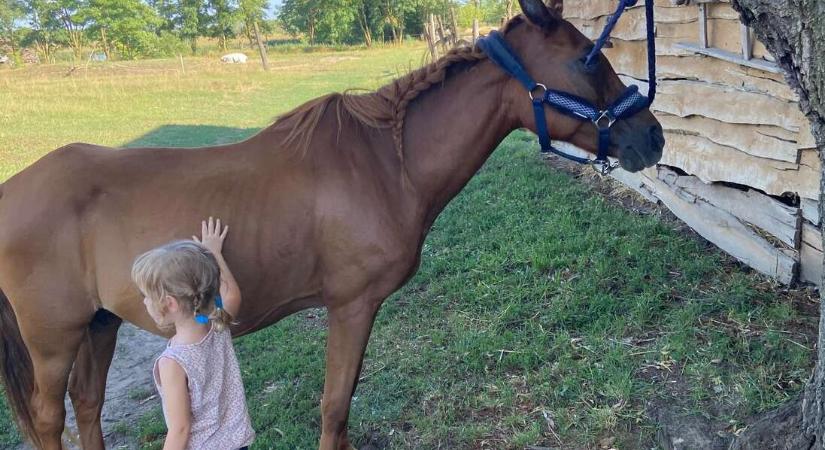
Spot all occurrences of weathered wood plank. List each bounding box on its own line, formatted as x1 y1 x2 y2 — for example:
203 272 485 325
619 75 650 95
740 23 752 60
605 49 798 102
604 40 794 99
566 0 697 21
800 221 823 287
708 2 740 20
604 39 696 79
608 167 661 203
659 132 820 199
657 55 795 100
799 126 817 149
657 170 800 247
803 221 822 252
650 167 797 283
752 37 771 60
656 113 799 163
800 241 822 287
673 42 780 73
564 0 633 20
654 79 806 132
802 199 819 226
573 13 740 43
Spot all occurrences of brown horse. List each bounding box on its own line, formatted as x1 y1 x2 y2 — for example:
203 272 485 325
0 0 663 448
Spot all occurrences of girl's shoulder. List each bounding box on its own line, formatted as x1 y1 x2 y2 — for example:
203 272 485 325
156 355 186 378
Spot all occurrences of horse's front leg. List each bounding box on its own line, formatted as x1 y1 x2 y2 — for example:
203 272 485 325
319 297 381 450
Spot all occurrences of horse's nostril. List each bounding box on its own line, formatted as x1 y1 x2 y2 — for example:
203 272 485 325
649 124 665 150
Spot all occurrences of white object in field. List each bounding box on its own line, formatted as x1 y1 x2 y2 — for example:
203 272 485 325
221 53 248 64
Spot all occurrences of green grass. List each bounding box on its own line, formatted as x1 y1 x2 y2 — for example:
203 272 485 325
0 44 817 449
0 41 429 179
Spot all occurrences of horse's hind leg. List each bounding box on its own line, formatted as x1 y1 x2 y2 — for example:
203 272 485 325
68 309 122 450
6 283 92 450
24 324 86 450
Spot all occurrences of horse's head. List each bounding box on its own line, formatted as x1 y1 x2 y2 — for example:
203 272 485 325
501 0 664 172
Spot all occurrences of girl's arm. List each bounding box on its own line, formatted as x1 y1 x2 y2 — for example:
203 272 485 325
194 217 242 318
157 358 192 450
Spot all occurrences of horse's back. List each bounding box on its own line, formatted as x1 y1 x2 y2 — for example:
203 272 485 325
0 142 113 235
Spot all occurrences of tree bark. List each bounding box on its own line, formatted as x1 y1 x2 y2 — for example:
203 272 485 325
727 0 825 446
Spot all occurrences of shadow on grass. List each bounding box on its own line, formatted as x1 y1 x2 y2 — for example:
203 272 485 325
123 125 260 148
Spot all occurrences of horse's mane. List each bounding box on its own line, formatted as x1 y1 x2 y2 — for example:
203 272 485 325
268 17 526 164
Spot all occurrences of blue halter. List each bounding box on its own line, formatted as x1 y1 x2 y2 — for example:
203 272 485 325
477 0 656 175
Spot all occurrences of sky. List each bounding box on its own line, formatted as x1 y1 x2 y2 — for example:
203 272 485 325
267 0 281 18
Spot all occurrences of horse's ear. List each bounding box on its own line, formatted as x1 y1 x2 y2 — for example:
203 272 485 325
518 0 560 29
546 0 563 16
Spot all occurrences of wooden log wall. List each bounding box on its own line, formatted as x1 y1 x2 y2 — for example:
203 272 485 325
561 0 821 286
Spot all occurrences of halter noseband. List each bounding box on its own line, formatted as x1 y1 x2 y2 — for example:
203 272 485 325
478 0 656 175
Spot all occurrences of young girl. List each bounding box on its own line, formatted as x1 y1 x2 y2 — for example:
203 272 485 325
132 217 255 450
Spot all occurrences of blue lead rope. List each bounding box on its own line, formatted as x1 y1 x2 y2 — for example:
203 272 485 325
478 0 656 174
587 0 656 103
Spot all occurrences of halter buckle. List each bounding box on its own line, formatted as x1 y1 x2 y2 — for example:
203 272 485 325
591 159 620 176
593 110 616 129
528 83 548 101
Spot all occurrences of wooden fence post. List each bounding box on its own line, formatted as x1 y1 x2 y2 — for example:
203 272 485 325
253 21 269 71
450 8 459 45
429 15 440 59
436 15 446 45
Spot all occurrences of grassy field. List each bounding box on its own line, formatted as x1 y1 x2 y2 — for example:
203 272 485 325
0 44 818 449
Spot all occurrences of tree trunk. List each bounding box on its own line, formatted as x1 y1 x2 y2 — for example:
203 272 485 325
100 28 110 60
727 0 825 445
308 12 316 45
450 7 459 45
358 4 372 47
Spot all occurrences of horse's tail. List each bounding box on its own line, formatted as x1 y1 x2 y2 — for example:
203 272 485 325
0 288 39 448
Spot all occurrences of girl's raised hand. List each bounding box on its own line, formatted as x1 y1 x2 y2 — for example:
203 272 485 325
193 217 229 255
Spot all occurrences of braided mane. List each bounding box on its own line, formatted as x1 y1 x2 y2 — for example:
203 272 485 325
267 17 525 162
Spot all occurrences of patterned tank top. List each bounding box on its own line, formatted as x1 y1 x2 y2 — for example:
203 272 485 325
153 324 255 450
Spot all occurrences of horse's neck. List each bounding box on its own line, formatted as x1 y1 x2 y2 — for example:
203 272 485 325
402 60 516 222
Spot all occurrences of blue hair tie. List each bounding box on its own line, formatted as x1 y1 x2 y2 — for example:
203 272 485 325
195 314 209 324
215 295 223 309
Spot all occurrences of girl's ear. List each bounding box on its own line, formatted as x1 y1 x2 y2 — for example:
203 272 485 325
163 295 180 313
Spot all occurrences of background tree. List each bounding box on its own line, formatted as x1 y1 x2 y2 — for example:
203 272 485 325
205 0 238 51
48 0 87 59
353 0 384 47
84 0 163 59
278 0 320 43
0 0 26 54
21 0 60 62
715 0 825 448
238 0 269 46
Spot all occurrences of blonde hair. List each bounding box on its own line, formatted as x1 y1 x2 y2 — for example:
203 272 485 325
131 240 231 331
